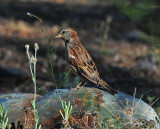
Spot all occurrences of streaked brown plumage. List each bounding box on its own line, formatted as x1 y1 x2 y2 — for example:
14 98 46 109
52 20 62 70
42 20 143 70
55 28 117 95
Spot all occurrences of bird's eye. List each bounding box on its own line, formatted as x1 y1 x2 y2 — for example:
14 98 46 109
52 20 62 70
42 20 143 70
62 30 65 34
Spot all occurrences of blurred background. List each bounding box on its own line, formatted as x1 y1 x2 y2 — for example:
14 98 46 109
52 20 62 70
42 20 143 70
0 0 160 111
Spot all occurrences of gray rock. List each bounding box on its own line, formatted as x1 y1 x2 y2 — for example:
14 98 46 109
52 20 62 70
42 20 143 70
0 66 28 85
0 88 159 128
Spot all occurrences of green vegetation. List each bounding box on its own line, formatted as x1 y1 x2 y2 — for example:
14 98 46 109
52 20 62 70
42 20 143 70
25 43 41 129
27 12 45 32
115 0 152 22
48 46 58 88
0 104 11 129
60 101 73 128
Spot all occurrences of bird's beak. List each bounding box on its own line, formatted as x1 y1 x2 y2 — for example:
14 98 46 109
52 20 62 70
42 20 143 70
55 33 62 38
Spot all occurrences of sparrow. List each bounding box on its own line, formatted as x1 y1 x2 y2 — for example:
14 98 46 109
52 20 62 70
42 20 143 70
55 28 117 95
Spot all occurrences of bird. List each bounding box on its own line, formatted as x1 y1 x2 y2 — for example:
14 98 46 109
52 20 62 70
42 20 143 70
55 28 117 95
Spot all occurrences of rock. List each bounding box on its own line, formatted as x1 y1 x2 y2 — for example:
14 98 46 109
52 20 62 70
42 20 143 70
0 88 159 128
0 66 29 85
0 93 40 128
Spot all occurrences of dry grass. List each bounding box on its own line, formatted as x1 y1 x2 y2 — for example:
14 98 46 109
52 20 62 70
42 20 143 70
0 18 59 39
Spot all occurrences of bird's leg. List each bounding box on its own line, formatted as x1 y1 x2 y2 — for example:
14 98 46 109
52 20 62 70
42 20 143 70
76 80 86 89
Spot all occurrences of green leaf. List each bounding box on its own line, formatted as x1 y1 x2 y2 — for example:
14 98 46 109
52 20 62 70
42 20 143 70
60 110 64 120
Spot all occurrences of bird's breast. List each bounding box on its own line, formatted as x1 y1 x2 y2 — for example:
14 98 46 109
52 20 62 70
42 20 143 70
65 43 76 63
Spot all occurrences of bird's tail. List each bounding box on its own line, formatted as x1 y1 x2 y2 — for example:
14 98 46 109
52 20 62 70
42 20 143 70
98 79 117 95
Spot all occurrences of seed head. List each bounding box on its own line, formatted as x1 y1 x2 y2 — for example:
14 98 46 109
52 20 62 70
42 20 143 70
25 44 30 50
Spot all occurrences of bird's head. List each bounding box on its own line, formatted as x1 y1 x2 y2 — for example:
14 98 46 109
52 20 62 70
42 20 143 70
55 28 78 42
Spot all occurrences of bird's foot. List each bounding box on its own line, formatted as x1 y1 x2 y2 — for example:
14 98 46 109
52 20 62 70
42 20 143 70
76 81 86 89
70 84 84 90
76 84 81 89
71 80 86 90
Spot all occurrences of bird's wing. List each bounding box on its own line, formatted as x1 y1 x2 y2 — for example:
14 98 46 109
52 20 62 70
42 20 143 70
68 44 100 84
